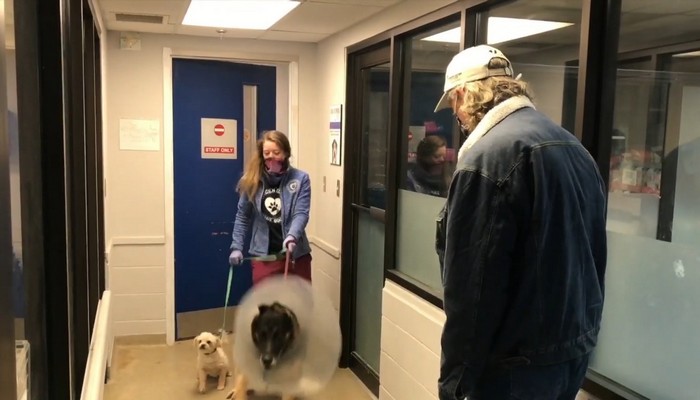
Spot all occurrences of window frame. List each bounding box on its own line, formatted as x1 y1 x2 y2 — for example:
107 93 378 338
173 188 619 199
345 0 623 314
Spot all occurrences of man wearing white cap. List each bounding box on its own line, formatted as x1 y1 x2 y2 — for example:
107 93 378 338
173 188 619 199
435 45 608 400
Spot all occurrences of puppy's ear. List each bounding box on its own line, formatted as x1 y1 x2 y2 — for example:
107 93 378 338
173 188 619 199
215 336 222 348
258 304 270 315
193 335 199 347
283 307 299 340
270 301 285 312
251 315 261 344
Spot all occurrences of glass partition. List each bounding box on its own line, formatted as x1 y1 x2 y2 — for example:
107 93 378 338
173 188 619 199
393 0 583 294
395 19 460 293
483 1 582 132
4 0 28 398
589 3 700 396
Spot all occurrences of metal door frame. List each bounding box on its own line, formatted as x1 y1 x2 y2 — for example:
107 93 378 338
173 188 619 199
339 43 392 396
162 49 296 344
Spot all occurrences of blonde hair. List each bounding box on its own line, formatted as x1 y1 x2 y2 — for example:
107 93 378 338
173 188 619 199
453 58 534 132
238 130 292 199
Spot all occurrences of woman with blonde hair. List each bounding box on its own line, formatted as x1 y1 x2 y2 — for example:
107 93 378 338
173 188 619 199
229 130 312 284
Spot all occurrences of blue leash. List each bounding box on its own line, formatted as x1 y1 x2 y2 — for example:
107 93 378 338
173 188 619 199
219 250 288 338
220 265 234 338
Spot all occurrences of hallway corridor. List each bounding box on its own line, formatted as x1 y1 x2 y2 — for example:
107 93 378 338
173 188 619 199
104 338 375 400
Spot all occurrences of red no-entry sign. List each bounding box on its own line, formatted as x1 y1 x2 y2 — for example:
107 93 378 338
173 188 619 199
214 124 225 136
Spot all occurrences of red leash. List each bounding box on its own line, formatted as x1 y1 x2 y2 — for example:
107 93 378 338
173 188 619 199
284 249 292 278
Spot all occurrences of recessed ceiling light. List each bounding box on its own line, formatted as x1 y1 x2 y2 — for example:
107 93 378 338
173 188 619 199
422 27 461 44
422 17 574 45
488 17 573 44
673 50 700 58
182 0 301 30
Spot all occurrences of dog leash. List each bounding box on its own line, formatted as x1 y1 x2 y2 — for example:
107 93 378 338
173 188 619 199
220 265 234 339
284 250 291 278
219 250 289 339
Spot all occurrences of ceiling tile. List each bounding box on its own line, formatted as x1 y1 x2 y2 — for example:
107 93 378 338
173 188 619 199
307 0 402 5
96 0 405 42
272 1 384 34
101 0 189 24
259 30 330 42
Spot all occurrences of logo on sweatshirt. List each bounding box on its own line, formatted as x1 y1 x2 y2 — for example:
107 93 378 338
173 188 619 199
288 179 300 193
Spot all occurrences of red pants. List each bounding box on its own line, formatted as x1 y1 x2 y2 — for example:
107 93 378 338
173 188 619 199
251 254 312 286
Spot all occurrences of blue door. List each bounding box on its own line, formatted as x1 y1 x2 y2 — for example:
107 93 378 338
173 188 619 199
173 59 276 339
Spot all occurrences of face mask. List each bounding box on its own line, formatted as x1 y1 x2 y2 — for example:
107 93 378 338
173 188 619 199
264 158 287 174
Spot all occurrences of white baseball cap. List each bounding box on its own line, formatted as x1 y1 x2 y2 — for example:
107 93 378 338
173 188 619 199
434 45 513 112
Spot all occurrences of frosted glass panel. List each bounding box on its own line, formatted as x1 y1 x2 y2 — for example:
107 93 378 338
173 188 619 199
589 232 700 399
395 189 444 293
354 212 384 373
672 86 700 245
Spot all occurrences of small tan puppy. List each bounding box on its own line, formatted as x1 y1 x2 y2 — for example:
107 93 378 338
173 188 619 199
194 331 230 393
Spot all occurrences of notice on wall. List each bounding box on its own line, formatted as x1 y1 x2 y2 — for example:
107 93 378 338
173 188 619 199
201 118 237 159
119 119 160 151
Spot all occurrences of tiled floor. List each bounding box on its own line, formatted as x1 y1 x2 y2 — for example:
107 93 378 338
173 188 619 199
104 339 376 400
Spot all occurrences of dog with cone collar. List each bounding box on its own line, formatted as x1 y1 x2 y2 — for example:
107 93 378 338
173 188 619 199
227 301 300 400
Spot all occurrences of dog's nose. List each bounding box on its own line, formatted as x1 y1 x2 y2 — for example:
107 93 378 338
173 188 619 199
261 355 273 368
199 344 206 349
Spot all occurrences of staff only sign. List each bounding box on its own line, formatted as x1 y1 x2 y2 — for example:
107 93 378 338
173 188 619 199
201 118 237 159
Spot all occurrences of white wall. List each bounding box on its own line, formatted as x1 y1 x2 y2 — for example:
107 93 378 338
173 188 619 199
381 283 596 400
381 281 445 400
104 31 317 337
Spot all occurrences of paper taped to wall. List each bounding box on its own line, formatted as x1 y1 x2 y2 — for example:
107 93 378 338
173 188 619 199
119 118 160 151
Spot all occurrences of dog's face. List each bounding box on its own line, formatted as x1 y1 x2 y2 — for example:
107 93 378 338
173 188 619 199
194 331 221 355
251 302 298 370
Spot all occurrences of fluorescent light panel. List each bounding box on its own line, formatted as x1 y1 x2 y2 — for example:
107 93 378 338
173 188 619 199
422 17 573 45
182 0 301 30
673 50 700 58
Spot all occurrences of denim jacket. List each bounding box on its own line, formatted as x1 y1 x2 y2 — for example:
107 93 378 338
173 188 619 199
230 167 311 259
437 97 607 400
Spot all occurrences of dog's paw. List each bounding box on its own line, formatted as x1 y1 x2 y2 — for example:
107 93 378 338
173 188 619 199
225 389 249 400
217 384 225 391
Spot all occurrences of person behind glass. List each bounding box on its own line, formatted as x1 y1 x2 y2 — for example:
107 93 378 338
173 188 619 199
433 45 607 400
228 130 312 285
406 135 448 197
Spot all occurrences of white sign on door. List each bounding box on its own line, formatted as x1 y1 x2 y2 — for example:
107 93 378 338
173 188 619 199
201 118 238 159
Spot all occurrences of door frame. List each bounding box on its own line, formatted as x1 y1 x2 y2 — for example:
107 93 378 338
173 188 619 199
162 48 299 344
340 43 392 396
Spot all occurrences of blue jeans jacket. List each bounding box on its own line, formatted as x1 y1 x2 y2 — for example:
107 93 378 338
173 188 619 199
437 100 607 400
230 167 311 259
